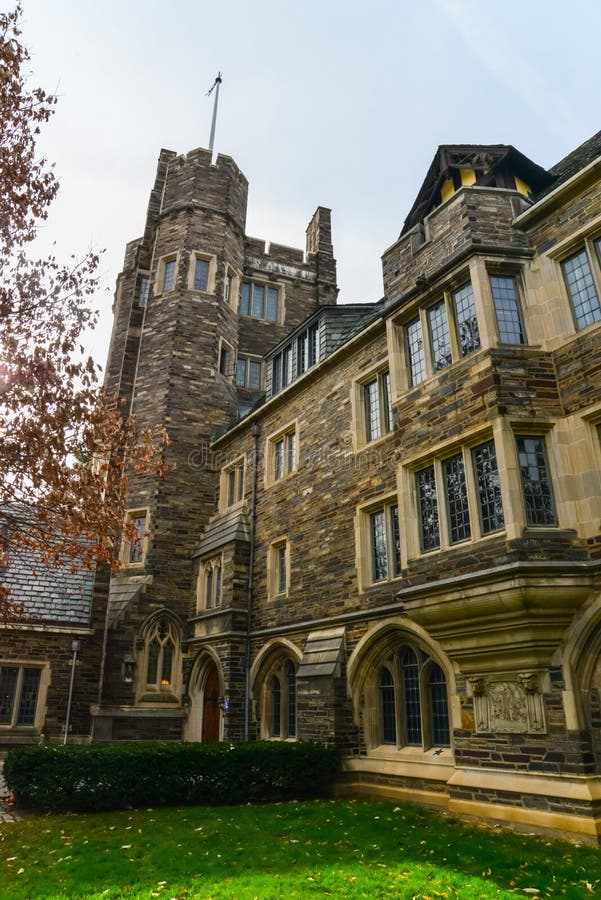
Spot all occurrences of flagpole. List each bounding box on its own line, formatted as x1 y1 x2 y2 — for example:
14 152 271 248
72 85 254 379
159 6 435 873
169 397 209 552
208 72 222 155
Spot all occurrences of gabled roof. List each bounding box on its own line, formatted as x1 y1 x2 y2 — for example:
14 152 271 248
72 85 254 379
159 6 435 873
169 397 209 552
400 143 554 237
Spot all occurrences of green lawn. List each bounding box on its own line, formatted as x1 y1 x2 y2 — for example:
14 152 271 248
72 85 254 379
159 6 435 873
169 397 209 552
0 799 599 899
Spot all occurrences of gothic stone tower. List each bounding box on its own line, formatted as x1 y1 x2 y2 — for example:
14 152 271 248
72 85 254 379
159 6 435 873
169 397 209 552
92 147 337 740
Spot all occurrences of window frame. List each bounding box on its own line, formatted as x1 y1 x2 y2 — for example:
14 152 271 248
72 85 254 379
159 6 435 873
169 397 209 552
187 251 217 294
411 437 505 557
357 494 402 589
138 614 182 702
121 508 150 567
197 555 223 611
239 278 282 323
0 662 47 730
135 272 150 310
155 253 180 295
265 421 299 486
218 337 234 379
264 659 297 740
235 354 263 390
354 364 393 449
514 433 558 527
268 537 290 599
219 457 245 511
371 646 451 752
224 265 240 307
560 238 601 332
398 276 481 388
488 272 527 345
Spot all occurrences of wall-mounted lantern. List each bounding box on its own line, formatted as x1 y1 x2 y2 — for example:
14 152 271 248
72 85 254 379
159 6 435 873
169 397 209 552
122 654 136 683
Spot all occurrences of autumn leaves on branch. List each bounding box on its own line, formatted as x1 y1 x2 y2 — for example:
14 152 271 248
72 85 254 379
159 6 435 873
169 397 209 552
0 5 167 620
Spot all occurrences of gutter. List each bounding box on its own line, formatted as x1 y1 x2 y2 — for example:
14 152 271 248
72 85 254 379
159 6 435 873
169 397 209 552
514 155 601 228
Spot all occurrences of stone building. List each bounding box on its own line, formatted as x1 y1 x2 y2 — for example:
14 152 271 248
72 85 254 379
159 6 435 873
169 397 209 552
0 510 107 746
3 130 601 841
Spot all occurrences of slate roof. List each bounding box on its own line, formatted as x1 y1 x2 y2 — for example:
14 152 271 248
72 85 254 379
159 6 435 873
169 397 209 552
548 129 601 186
1 542 94 626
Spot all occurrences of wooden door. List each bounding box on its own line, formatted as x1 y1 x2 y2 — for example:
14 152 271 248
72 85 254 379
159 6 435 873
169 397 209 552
201 663 220 742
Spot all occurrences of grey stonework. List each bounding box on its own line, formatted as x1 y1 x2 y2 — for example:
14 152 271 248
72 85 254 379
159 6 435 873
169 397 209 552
4 133 601 842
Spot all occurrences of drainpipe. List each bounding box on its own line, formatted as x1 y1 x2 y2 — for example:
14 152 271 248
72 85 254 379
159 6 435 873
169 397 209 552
244 422 260 741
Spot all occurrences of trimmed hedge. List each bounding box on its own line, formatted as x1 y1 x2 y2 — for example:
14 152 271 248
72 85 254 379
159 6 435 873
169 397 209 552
3 741 341 813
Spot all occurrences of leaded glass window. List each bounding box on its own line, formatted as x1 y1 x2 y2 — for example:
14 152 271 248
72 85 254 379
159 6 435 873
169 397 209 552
364 378 380 442
145 618 177 689
452 282 480 356
401 648 422 746
277 545 287 594
286 661 296 738
162 259 176 292
428 665 450 746
270 540 289 597
127 513 147 564
362 370 393 443
490 275 525 344
472 440 504 534
516 436 557 526
239 280 280 321
373 648 450 751
427 301 452 371
201 557 222 610
266 287 279 321
193 258 210 291
443 453 471 543
366 502 401 584
562 249 601 330
370 509 387 581
136 275 150 309
272 429 297 482
271 675 281 737
239 281 251 316
417 465 440 551
406 317 426 386
378 666 396 744
251 283 265 318
0 666 41 728
264 659 297 740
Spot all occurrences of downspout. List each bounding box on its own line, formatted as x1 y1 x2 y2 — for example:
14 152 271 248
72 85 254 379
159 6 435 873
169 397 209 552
244 422 260 741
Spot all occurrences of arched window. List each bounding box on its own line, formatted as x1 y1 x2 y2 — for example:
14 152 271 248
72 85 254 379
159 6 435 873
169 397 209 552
141 615 181 697
428 663 450 746
374 645 450 751
264 658 297 740
378 666 396 744
198 557 222 611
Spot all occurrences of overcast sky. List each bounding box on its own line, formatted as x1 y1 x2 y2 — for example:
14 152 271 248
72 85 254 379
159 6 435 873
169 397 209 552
19 0 601 364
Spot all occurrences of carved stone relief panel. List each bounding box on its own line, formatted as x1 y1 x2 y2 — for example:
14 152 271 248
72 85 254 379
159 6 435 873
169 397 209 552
469 673 546 734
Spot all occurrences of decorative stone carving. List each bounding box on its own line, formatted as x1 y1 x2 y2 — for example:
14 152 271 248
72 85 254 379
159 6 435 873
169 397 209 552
468 677 489 732
470 673 546 734
518 671 546 733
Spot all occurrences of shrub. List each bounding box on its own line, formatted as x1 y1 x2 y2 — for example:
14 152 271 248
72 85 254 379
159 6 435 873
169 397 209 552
3 741 341 813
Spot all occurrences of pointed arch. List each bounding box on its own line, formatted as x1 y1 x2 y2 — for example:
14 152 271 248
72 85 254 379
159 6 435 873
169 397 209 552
184 645 225 743
347 617 455 753
136 608 184 702
250 638 302 740
559 593 601 737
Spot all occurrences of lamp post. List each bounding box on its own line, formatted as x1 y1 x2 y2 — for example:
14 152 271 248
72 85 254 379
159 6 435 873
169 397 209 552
63 639 81 745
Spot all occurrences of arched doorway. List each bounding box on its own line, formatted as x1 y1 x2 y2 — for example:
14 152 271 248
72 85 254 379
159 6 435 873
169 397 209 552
201 662 220 743
184 653 222 743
